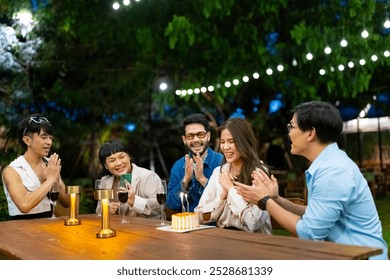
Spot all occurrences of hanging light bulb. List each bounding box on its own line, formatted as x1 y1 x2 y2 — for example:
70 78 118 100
292 58 298 66
340 38 348 47
324 46 332 54
361 29 369 38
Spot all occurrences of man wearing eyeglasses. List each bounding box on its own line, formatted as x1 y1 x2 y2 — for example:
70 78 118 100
166 114 223 213
235 101 388 260
2 114 70 219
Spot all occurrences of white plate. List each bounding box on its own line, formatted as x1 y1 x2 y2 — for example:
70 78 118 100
156 225 215 233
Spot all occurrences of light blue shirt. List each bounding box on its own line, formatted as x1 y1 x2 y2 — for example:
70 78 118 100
296 143 388 259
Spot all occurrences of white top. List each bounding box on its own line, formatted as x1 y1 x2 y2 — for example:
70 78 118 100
2 155 51 216
195 163 272 234
99 163 161 219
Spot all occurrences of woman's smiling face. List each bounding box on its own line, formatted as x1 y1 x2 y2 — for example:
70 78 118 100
219 128 241 164
105 151 131 177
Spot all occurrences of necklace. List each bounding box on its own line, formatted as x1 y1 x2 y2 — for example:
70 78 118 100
229 165 241 180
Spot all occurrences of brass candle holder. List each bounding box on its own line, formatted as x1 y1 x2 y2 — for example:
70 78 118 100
64 186 82 226
94 189 116 238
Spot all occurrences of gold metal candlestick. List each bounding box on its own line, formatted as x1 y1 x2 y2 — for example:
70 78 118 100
94 189 116 238
64 186 82 226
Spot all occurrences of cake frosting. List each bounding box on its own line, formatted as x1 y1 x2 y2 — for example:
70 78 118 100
171 212 199 230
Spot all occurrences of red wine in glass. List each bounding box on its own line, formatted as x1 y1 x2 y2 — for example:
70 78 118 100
118 192 129 203
48 182 59 220
157 193 166 205
49 192 59 202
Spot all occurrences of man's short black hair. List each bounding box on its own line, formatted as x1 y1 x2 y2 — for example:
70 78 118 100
17 114 53 151
179 114 210 135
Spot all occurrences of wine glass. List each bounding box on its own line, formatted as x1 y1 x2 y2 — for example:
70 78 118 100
117 179 129 224
48 182 59 219
95 179 103 216
156 180 168 226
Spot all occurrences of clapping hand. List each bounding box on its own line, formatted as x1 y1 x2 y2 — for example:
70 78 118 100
235 168 279 205
218 170 234 200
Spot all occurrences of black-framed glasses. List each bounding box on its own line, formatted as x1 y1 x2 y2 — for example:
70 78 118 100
184 131 208 140
287 123 296 132
23 116 50 136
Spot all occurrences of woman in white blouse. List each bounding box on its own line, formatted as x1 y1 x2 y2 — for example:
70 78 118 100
195 117 272 234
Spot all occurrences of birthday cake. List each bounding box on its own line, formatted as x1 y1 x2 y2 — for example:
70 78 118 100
171 212 199 230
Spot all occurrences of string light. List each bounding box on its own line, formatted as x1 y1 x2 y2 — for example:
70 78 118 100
175 24 389 96
340 38 348 47
361 28 369 38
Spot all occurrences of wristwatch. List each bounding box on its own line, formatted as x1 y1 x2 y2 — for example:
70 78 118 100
257 195 271 210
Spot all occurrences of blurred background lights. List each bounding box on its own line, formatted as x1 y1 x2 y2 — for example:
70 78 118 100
123 0 130 5
277 64 284 71
361 29 369 38
242 76 249 82
253 72 260 79
306 52 313 60
340 38 348 47
384 18 390 29
348 61 355 68
224 81 231 88
319 69 326 75
124 122 136 132
292 58 298 66
266 68 273 75
233 79 239 85
14 10 33 26
159 82 168 91
324 46 332 54
371 54 378 61
338 64 345 71
113 2 120 10
268 100 282 114
359 58 366 65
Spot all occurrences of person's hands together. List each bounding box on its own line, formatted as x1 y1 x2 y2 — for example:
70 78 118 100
218 170 234 200
235 168 279 204
193 153 205 180
183 154 194 184
45 153 61 185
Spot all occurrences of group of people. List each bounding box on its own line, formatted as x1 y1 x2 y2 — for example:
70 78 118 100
1 101 388 259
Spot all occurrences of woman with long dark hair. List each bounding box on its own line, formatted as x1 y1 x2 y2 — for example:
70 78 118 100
195 117 272 233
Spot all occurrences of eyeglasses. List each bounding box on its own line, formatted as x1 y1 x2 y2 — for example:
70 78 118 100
23 116 50 136
287 123 296 132
184 131 208 140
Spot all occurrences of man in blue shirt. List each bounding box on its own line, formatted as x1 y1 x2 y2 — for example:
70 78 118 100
167 114 223 213
236 101 388 260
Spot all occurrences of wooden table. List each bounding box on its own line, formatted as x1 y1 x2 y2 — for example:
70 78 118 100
0 214 382 260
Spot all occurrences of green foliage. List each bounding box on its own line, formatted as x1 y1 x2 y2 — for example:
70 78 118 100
1 0 389 182
375 197 390 248
165 16 195 49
